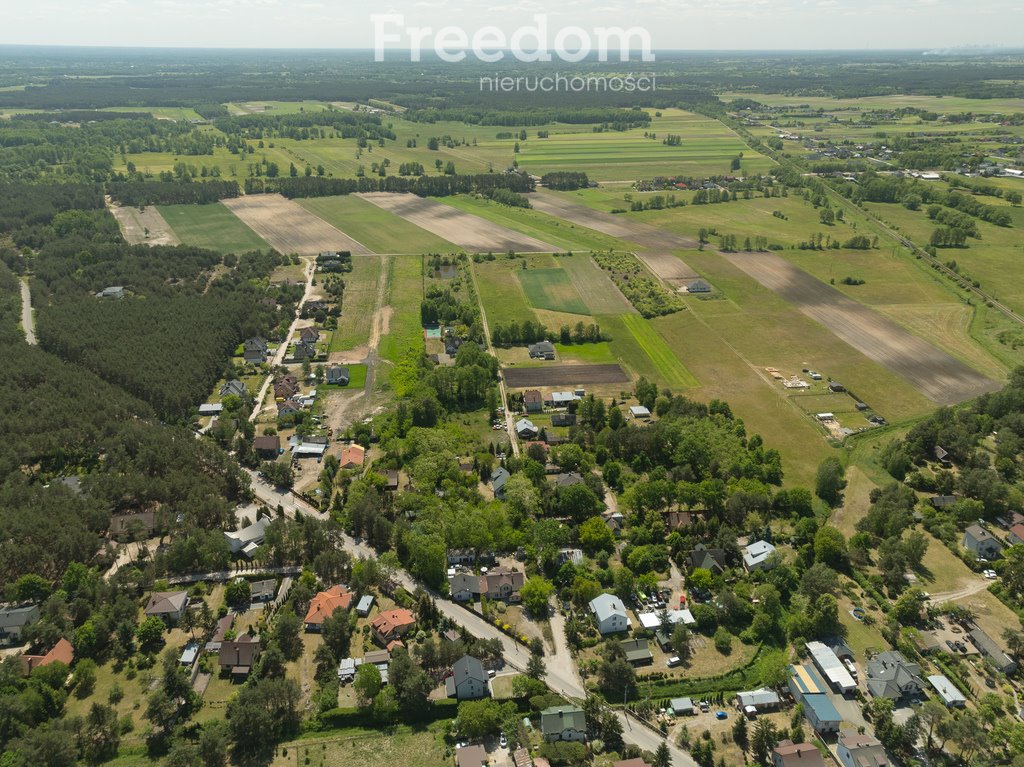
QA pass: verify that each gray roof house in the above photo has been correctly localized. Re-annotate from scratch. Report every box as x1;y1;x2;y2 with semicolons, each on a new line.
927;674;967;707
838;733;890;767
743;540;777;572
541;705;587;742
963;525;1002;559
326;366;350;386
356;595;375;617
528;341;556;360
225;515;270;558
444;655;490;700
589;593;629;635
491;467;511;499
251;580;277;603
866;651;925;701
243;337;269;363
688;544;727;574
220;380;247;398
515;418;539;439
0;605;40;645
144;591;189;622
968;627;1017;674
737;688;782;711
95;286;125;299
620;638;654;666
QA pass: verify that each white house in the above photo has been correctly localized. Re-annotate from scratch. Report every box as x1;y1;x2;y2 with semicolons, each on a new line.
445;655;490;700
838;733;889;767
743;540;777;572
225;515;271;558
589;593;629;635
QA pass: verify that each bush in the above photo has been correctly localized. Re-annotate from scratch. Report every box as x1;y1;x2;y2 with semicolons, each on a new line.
713;627;733;655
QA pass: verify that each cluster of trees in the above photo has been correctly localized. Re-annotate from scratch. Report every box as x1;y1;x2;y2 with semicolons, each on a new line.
490;319;550;347
484;187;531;208
541;172;591;191
0;181;104;232
213;109;394;143
106;179;240;206
592;252;684;317
629;194;685;212
245;171;535;199
406;107;649;129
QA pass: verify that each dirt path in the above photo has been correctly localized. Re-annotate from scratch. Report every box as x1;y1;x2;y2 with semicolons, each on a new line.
107;198;181;246
358;192;557;253
19;278;35;345
722;251;1000;405
928;579;994;605
223;194;372;256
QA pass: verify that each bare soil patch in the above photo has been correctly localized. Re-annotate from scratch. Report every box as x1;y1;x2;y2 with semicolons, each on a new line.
722;251;1000;405
108;200;180;246
222;194;371;256
503;363;629;387
358;192;557;253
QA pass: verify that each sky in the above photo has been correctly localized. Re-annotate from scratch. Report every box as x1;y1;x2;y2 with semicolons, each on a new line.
1;0;1022;51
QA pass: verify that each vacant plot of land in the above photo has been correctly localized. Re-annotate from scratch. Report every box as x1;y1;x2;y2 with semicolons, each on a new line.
559;254;636;314
503;363;628;387
222;194;372;256
358;192;556;252
620;313;698;388
157;202;270;253
109;203;180;246
298;195;457;254
723;251;1000;405
518;268;589;315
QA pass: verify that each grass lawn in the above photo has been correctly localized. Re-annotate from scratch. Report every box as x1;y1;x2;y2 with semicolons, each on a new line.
329;256;383;352
517;267;589;315
157;202;271;254
297;195;457;254
473;258;537;327
554;341;617;364
379;256;426;385
271;724;452;767
620;313;698;388
558;253;636;315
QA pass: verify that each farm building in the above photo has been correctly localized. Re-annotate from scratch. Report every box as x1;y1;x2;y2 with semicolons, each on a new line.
670;697;695;715
806;640;856;693
546;391;579;407
927;674;966;707
968;628;1017;673
629;405;651;419
687;279;712;294
802;693;842;733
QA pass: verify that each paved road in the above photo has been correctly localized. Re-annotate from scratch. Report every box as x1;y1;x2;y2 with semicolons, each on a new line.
250;258;316;423
19;278;35;345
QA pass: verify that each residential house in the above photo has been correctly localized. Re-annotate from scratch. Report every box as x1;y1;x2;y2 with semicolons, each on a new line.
687;279;712;294
220;380;247;398
528;341;556;360
243;337;269;364
540;705;587;742
356;595;375;617
736;688;781;712
109;510;156;541
551;413;576;427
292;341;318;361
483;568;525;602
299;327;320;344
669;698;695;715
963;524;1002;559
277;399;302;416
449;572;484;602
20;637;74;676
837;733;890;767
930;495;958;510
253;435;281;461
927;674;967;707
205;614;234;653
743;540;778;572
524;389;543;413
968;627;1017;674
687;544;727;574
934;445;952;465
1009;523;1024;546
772;742;825;767
491;467;511;499
144;591;189;623
866;651;925;701
665;511;700;530
251;580;277;603
546;391;578;408
456;745;488;767
340;444;366;470
589;593;629;635
95;286;125;299
515;418;539;439
448;549;479;566
304;586;353;631
603;510;624;536
444;655;490;700
326;366;350;386
218;635;261;678
198;403;223;416
555;472;584;489
621;638;653;666
274;375;299;399
385;470;400;492
225;515;270;558
371;609;415;645
802;694;842;733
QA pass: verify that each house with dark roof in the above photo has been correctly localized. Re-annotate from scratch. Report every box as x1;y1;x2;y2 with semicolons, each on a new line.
292;341;318;361
326;366;350;386
866;651;925;701
551;413;576;427
253;435;281;460
687;279;712;294
515;418;539;439
457;745;488;767
528;341;556;360
968;627;1017;674
251;580;277;603
277;399;302;416
218;635;261;678
838;733;890;767
220;379;247;398
109;510;157;541
0;605;39;646
299;327;320;344
225;515;270;558
620;638;653;666
963;524;1002;559
243;337;269;363
444;655;489;700
772;741;826;767
491;467;511;499
687;544;727;574
555;472;585;488
144;591;189;622
524;389;543;413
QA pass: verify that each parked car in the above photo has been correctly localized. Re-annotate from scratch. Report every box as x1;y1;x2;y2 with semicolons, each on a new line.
946;640;957;652
715;711;728;720
500;734;507;748
667;656;681;667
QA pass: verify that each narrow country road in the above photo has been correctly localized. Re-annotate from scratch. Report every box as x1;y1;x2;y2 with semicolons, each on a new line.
19;278;35;345
250;257;316;423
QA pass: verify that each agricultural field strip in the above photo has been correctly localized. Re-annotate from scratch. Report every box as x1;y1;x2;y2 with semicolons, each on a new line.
722;252;1000;406
503;364;629;387
356;192;558;253
107;201;180;247
529;190;700;279
222;194;373;256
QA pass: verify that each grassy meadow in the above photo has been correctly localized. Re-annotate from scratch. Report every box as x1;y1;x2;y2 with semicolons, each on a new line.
157;202;271;253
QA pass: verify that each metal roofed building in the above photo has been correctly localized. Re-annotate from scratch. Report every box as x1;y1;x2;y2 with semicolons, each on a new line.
737;688;781;712
927;674;966;708
807;640;856;693
802;693;842;733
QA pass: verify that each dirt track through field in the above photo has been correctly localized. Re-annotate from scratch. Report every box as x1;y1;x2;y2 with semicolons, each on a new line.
108;200;180;246
530;190;699;280
223;194;372;256
357;192;557;253
722;251;1000;405
503;364;629;387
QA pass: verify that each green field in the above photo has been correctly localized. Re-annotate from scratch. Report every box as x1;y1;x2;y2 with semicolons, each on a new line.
329;256;383;353
619;313;698;388
297;195;457;254
379;255;426;394
473;258;536;327
517;267;589;315
157;202;271;253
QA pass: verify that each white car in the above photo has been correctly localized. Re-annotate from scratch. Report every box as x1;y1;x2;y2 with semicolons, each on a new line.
500;734;508;748
984;569;998;580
